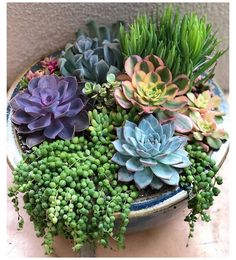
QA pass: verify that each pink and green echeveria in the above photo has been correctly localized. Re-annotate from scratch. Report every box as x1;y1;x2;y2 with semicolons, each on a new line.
114;55;190;113
187;90;222;114
190;110;228;149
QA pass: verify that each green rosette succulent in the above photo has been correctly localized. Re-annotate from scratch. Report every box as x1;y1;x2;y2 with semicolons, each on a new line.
189;110;228;149
59;21;124;84
82;74;120;109
114;55;190;113
187;90;222;114
112;114;191;190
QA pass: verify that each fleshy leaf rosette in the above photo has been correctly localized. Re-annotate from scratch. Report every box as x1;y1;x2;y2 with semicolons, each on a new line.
10;75;89;147
111;114;191;190
41;57;59;74
190;110;228;149
187;90;222;114
26;70;45;81
59;21;123;84
114;55;190;113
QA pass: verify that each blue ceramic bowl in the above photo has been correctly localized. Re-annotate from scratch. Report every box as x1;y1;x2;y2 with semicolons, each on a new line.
7;54;229;233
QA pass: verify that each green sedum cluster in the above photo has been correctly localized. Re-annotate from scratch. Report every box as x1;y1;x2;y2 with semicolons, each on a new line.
8;109;140;255
82;74;121;109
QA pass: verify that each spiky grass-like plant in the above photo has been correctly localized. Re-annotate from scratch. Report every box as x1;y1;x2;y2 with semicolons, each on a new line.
119;6;227;87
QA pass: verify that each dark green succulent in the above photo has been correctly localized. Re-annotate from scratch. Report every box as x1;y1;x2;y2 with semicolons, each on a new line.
59;21;124;84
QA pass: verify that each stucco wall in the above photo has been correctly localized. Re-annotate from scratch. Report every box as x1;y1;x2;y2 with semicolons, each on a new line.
7;2;229;91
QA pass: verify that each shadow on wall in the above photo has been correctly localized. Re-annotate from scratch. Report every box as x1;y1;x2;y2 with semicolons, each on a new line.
7;2;229;91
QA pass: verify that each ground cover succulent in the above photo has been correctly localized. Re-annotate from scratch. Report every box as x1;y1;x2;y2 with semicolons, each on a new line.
82;73;120;109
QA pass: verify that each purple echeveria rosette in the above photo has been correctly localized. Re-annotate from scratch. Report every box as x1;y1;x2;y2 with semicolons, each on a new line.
10;75;89;147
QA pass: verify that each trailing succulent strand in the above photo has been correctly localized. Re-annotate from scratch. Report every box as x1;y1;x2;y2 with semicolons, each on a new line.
180;143;223;244
119;6;227;86
59;21;124;84
10;75;89;147
8;109;140;255
114;54;190;113
112;114;191;190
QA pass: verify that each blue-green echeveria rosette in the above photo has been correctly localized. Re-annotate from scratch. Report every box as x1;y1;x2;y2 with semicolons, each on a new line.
111;114;191;190
10;75;89;148
59;21;123;84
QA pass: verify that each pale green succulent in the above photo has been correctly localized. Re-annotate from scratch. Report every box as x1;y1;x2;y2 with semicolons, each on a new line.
112;114;191;190
82;74;119;109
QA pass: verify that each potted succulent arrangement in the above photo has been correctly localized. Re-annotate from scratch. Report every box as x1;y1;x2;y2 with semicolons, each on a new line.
7;6;229;256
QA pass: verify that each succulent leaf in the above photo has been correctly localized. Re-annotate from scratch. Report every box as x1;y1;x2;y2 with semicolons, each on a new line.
111;152;130;166
206;136;222;149
118;167;134;182
172;75;190;95
150;176;164;190
161;96;188;111
126;158;144;171
172;112;193;133
112;140;130;156
125;55;142;78
156;153;184;165
114;88;132;109
161;169;180;186
134;168;153;189
150;163;175;180
122;144;139;157
140;158;157;167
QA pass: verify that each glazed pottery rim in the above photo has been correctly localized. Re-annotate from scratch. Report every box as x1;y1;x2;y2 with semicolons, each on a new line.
7;52;229;219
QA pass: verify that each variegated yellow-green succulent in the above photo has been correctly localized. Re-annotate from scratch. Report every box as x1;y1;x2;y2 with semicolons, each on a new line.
187;90;222;114
190;110;228;149
114;55;190;113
